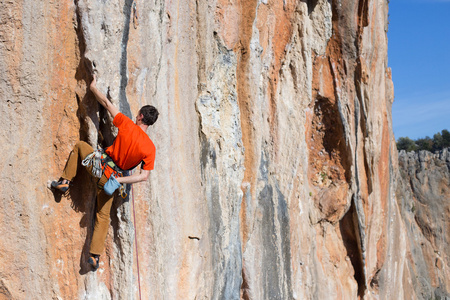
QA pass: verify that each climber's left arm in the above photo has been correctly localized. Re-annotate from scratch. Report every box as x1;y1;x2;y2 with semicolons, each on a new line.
116;169;150;184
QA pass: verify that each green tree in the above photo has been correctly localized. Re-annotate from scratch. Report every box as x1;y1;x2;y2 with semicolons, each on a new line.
416;136;433;152
433;132;443;152
441;129;450;148
397;137;417;152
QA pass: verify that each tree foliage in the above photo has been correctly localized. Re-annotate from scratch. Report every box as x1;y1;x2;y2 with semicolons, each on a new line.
442;129;450;148
396;129;450;152
397;137;417;152
415;136;433;152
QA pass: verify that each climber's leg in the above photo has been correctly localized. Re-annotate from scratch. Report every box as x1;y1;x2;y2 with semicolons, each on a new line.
61;141;94;181
52;141;94;192
89;174;114;256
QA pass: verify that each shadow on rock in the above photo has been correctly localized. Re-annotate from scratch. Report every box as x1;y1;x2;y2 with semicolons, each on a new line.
50;161;99;275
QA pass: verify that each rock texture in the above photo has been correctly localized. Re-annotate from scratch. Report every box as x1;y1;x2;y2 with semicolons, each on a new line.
397;149;450;300
0;0;447;299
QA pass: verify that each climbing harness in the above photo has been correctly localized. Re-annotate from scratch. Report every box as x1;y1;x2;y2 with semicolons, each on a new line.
130;182;142;300
101;153;131;198
82;149;130;198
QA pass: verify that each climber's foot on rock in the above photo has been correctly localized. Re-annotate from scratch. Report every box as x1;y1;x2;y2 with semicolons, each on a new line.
51;179;70;193
88;254;100;271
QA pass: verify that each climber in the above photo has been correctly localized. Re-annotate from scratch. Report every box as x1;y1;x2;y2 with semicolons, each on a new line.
51;74;158;271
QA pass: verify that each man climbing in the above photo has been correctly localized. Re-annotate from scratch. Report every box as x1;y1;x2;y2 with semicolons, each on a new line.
51;75;158;270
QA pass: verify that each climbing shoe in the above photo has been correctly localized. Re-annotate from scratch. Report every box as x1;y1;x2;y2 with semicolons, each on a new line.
51;180;70;193
88;254;100;271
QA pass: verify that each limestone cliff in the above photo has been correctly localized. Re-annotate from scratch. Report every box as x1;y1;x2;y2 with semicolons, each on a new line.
0;0;445;299
397;149;450;300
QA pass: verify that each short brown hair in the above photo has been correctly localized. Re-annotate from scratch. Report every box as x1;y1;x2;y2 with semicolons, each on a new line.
139;105;159;126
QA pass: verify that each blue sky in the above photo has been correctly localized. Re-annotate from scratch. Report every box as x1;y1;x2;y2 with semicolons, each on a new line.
388;0;450;140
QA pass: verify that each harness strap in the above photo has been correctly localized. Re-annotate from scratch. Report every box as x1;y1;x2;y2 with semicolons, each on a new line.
101;153;125;174
100;153;130;198
83;149;133;198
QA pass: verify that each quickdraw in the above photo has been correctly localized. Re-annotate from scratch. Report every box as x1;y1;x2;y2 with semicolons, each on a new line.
81;149;103;178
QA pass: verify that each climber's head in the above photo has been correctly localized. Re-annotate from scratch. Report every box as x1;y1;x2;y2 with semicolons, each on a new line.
137;105;159;126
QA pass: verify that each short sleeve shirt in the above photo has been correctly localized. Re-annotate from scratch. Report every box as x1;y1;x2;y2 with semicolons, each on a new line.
105;113;156;171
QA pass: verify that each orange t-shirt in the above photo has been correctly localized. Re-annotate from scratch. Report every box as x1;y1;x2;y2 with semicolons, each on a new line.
105;113;156;171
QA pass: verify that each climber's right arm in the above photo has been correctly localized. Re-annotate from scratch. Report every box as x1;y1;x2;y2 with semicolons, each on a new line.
90;75;120;118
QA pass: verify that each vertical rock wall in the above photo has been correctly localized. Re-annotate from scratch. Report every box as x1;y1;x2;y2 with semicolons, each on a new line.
397;149;450;300
1;0;444;299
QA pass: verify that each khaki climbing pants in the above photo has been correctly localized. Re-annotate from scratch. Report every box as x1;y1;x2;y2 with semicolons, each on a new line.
61;141;113;256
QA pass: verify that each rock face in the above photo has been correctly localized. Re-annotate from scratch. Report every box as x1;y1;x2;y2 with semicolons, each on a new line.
0;0;447;299
397;149;450;300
